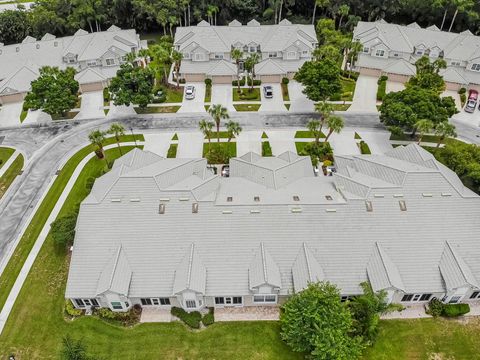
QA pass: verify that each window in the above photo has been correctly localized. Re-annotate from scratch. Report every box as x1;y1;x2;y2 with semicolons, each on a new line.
340;295;351;302
159;203;165;214
111;301;123;310
254;196;260;202
141;298;153;306
287;51;296;59
227;196;233;202
302;50;308;55
214;53;224;59
74;299;85;307
87;60;97;67
183;52;190;59
399;200;407;211
325;195;333;201
416;50;424;56
215;297;225;305
401;294;413;302
429;49;439;58
159;298;170;305
451;61;460;66
471;63;480;71
365;201;373;212
420;294;432;301
362;46;369;53
402;294;431;302
449;296;461;304
470;291;480;299
375;49;385;57
293;196;300;201
185;300;196;308
233;296;242;304
268;52;277;58
131;47;136;53
253;295;277;303
84;299;92;306
106;58;115;66
393;53;399;57
69;58;76;63
249;46;256;53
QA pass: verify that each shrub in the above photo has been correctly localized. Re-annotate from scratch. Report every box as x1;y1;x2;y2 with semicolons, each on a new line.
262;141;273;156
204;78;212;86
282;77;290;84
65;300;82;317
442;303;470;317
323;159;333;167
50;213;77;248
426;298;444;317
359;141;371;154
329;93;341;101
236;89;259;100
246;77;261;86
167;144;177;158
85;176;95;190
378;75;388;83
171;307;202;329
299;142;333;167
340;70;359;80
103;87;111;103
179;78;186;84
232;78;246;86
376;77;387;101
460;93;466;106
95;306;141;326
202;308;215;326
205;143;231;164
458;87;466;94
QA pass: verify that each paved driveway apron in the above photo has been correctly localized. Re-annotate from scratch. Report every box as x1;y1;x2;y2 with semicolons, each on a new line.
0;102;23;127
236;130;262;156
176;132;204;158
348;75;378;112
356;129;393;154
211;84;235;112
178;83;206;113
328;128;360;155
143;133;175;156
259;84;286;112
267;129;296;155
288;80;314;112
76;91;105;119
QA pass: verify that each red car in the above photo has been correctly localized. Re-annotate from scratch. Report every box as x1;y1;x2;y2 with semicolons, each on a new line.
465;89;478;113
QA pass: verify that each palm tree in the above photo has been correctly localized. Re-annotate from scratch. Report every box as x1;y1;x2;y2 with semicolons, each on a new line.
148;44;170;85
434;122;456;148
337;4;350;28
246;53;260;90
307;119;322;145
208;104;229;142
89;129;108;165
226;121;242;142
61;335;88;360
199;119;214;151
346;40;363;74
448;0;474;32
325;115;344;142
314;101;334;133
414;119;434;144
108;123;125;155
231;48;244;92
171;50;183;88
312;0;330;24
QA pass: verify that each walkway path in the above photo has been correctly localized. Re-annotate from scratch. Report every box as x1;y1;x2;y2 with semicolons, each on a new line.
0;142;140;335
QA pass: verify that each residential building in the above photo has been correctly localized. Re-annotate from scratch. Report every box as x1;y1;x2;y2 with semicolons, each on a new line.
0;25;147;104
173;19;318;83
352;20;480;90
65;144;480;312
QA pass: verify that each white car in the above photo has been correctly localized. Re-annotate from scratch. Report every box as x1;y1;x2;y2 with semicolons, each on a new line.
185;85;195;100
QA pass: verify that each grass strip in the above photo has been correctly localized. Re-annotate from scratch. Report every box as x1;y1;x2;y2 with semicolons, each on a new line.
0;154;24;199
0;147;15;169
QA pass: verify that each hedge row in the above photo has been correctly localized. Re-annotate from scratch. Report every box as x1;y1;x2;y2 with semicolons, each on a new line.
171;306;215;329
426;298;470;317
376;75;388;101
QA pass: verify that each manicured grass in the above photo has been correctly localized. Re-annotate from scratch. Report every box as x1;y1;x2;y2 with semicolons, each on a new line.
233;88;261;101
262;141;273;156
389;133;462;145
205;83;212;103
20;110;28;122
285;104;291;110
339;77;356;101
295;130;326;139
261;132;268;139
234;104;261;111
205;105;211;111
0;153;24;199
167;144;177;158
171;133;178;141
281;83;290;101
51;111;79;121
165;87;184;103
205;131;233;140
295;142;307;154
0;135;143;312
104;109;109;116
134;106;180;114
354;132;362;140
359;141;371;154
0;147;15;169
332;104;351;111
202;142;237;158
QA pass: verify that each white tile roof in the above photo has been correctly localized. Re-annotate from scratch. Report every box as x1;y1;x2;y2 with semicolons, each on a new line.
367;242;405;291
249;243;282;289
173;243;207;294
95;245;132;296
292;243;325;292
440;241;480;290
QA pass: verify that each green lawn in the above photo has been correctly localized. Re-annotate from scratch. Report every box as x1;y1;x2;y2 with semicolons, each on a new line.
295;130;326;139
165;87;184;103
205;83;212;103
0;153;24;199
339;78;356;101
167;144;177;158
135;106;180;114
281;83;290;101
285;104;291;110
0;135;144;312
332;104;351;111
389;133;462;145
206;131;234;140
233;88;261;101
202;142;237;158
0;147;15;169
234;104;261;111
20;110;28;122
295;142;307;154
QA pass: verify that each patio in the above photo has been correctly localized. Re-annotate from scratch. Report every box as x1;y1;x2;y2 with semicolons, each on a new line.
140;307;172;323
215;306;280;322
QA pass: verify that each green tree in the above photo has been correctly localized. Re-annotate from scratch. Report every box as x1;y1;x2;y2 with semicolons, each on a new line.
315;101;334;134
0;9;31;45
199;119;214;145
148;43;172;85
88;129;107;165
307;119;323;145
313;44;343;63
337;4;350;28
414;119;434;144
345;40;363;73
208;104;229;142
280;281;363;359
434;121;457;148
109;63;154;108
349;282;389;342
324;115;344;141
312;0;330;24
231;48;244;92
60;335;88;360
108;123;126;155
406;56;447;93
295;59;341;102
24;66;79;117
448;0;474;32
226;120;242;142
245;52;260;89
50;213;77;248
171;50;183;88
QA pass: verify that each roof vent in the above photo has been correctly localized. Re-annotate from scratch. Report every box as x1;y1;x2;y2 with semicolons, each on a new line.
325;209;337;213
293;196;300;201
441;192;452;197
159;198;170;202
374;194;384;198
110;199;121;203
130;198;140;202
254;196;260;202
159;203;165;214
393;194;404;198
422;193;433;197
227;196;233;202
179;197;189;201
365;201;373;212
222;210;232;214
250;209;260;214
399;200;407;211
291;208;302;213
192;203;198;213
325;195;333;201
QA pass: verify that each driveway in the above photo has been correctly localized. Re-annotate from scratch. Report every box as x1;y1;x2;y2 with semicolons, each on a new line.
176;132;204;158
451;109;480;128
386;81;405;94
288;80;314;113
143;133;174;157
0;102;23;127
356;129;392;154
107;104;136;118
348;75;378;112
178;83;206;113
267;130;296;155
22;110;51;125
211;84;235;112
259;84;286;112
76;91;105;120
328;129;360;155
442;90;462;111
236;130;262;156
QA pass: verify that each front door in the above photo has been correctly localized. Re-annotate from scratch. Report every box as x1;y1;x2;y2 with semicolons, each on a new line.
239;61;244;72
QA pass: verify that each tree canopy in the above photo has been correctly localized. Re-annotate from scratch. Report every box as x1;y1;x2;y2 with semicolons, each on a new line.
24;66;79;116
406;56;447;93
109;63;154;108
294;59;341;102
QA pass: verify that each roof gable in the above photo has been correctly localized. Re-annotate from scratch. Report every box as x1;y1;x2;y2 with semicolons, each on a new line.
96;245;132;296
292;243;325;292
367;242;405;291
173;243;207;294
440;241;480;290
249;243;282;289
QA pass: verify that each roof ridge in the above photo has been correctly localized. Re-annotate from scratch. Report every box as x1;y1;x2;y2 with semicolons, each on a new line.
108;245;123;290
446;241;472;286
260;243;269;284
186;243;195;289
303;243;313;282
376;242;394;288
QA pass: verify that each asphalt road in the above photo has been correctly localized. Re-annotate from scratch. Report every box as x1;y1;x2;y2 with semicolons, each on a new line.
0;111;477;275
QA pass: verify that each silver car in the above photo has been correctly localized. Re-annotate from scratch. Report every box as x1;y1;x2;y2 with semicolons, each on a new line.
185;85;195;100
263;85;273;98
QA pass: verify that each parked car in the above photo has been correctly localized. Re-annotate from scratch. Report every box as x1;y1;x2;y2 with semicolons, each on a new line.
185;85;196;100
221;165;230;177
465;89;478;113
263;85;273;98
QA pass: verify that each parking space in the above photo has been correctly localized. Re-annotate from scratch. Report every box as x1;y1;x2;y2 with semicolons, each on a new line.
259;83;286;112
386;81;405;94
328;129;360;155
236;131;262;156
0;102;23;127
267;130;297;155
178;83;206;113
356;129;393;154
176;132;204;158
211;84;235;112
76;91;105;120
143;133;174;157
348;75;378;112
288;80;314;112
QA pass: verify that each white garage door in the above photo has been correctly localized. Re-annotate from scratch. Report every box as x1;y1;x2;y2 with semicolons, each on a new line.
260;75;282;83
185;74;206;82
212;76;233;84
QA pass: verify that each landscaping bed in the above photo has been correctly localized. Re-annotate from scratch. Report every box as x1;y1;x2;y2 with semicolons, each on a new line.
359;140;371;154
134;106;180;114
262;141;273;157
202;142;236;164
233;88;261;101
295;130;326;139
234;104;261;111
51;111;79;120
0;147;15;169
